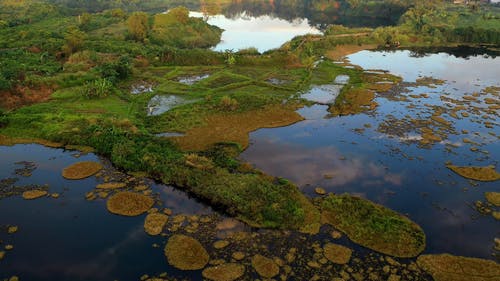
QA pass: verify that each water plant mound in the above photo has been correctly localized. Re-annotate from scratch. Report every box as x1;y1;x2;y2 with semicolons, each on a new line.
320;194;425;257
323;243;352;264
22;190;47;200
202;263;245;281
164;234;209;270
251;254;279;278
417;254;500;281
485;192;500;207
106;192;154;216
62;162;103;180
144;213;168;236
96;182;126;189
447;165;500;182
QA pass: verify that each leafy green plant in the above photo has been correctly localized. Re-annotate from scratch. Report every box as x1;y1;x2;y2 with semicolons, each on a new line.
81;78;113;99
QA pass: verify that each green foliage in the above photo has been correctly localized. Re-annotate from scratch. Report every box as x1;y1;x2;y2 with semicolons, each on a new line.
321;194;426;257
63;25;86;55
150;8;222;49
127;12;149;42
81;78;113;98
95;55;132;83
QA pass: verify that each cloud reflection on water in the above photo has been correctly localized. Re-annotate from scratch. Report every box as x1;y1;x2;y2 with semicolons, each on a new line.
242;139;403;190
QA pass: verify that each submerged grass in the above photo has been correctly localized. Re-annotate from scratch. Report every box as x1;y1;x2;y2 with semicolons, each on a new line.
320;194;426;257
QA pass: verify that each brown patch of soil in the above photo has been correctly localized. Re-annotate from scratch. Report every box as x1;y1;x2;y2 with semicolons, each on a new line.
0;85;54;110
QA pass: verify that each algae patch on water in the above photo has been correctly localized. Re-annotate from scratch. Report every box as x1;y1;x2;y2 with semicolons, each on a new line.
164;234;209;270
202;263;245;281
320;194;425;257
446;165;500;182
106;192;154;216
62;161;103;180
417;254;500;281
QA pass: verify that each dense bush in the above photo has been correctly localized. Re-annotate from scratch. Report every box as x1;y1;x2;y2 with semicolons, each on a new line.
95;55;132;82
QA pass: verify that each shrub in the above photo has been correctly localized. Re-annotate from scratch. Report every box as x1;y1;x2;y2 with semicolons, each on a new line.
81;78;113;99
219;96;239;111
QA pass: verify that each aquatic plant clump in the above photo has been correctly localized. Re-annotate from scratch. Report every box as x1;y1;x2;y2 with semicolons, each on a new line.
446;165;500;182
417;254;500;281
323;243;352;265
106;192;154;216
96;182;126;189
22;190;47;200
62;162;103;180
485;192;500;207
320;194;425;257
164;234;209;270
144;213;168;236
251;254;279;278
202;263;245;281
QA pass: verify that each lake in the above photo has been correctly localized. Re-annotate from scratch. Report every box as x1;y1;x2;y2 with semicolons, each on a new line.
189;11;321;53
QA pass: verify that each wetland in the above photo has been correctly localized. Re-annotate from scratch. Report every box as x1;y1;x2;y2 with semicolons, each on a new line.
1;0;500;280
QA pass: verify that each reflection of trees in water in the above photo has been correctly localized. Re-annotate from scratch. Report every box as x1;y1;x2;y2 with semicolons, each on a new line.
208;0;408;28
408;46;498;59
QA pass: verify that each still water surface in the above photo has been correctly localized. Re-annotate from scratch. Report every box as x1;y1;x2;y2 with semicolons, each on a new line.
190;11;321;52
242;49;500;259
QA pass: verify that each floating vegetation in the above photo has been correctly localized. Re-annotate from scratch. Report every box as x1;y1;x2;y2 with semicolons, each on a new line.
251;254;279;278
415;77;445;87
144;213;168;236
323;243;352;265
446;165;500;182
485;192;500;207
106;192;154;216
164;235;209;270
320;194;425;257
14;161;37;177
96;182;126;190
7;226;18;234
329;88;376;116
62;162;103;180
22;189;48;200
417;254;500;281
172;104;303;150
202;263;245;281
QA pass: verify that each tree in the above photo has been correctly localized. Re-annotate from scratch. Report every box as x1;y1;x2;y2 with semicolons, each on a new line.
62;26;86;55
127;12;149;42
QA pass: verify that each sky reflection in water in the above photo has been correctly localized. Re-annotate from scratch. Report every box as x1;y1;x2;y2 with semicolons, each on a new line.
241;50;500;259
